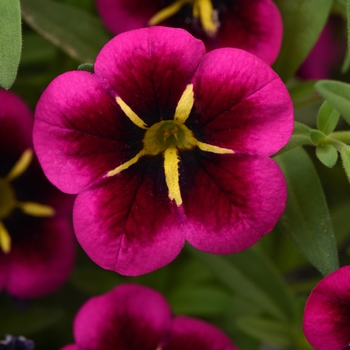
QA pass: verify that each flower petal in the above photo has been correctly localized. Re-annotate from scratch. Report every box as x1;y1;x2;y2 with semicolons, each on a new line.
167;315;238;350
73;284;172;350
33;71;143;194
303;266;350;350
94;26;206;126
5;217;75;299
0;89;33;177
189;48;293;156
181;153;287;253
204;0;282;65
96;0;158;34
73;158;185;276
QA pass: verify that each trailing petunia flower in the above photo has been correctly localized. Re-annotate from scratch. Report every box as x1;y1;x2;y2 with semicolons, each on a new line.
33;27;293;276
303;265;350;350
60;283;238;350
95;0;283;65
0;89;75;299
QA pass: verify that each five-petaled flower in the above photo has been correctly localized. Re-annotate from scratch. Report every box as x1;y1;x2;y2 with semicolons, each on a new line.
0;89;75;299
303;265;350;350
95;0;283;64
60;283;239;350
33;27;293;276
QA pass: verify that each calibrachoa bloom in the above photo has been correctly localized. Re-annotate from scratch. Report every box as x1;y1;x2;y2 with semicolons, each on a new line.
0;90;75;299
95;0;282;64
60;283;238;350
303;265;350;350
33;27;293;276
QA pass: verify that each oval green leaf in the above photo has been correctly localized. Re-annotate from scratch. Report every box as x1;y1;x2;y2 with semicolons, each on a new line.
187;245;296;321
21;0;111;63
275;147;339;276
0;0;22;89
273;0;333;81
315;80;350;125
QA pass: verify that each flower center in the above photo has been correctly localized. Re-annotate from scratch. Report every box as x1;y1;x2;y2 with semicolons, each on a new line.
0;149;55;254
143;120;197;156
106;84;233;207
148;0;219;37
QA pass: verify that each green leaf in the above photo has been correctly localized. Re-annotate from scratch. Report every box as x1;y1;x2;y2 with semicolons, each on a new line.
309;129;327;145
315;80;350;125
78;63;94;72
340;145;350;181
236;316;293;347
0;0;22;89
317;100;340;135
316;144;338;167
273;0;333;81
347;0;350;56
275;147;339;276
275;122;313;155
21;0;111;63
187;246;295;321
288;80;322;108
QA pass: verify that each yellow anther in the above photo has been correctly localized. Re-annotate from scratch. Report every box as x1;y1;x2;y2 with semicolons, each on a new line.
164;147;182;206
193;0;218;36
116;97;148;129
18;202;55;217
196;141;234;154
107;150;146;177
6;149;33;181
0;221;11;254
174;84;195;124
148;0;190;26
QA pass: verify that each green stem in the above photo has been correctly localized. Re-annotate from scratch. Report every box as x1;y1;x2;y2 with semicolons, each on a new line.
329;131;350;144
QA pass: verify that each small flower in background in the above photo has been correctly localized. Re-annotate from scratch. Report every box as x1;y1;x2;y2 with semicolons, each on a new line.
95;0;283;64
0;89;75;299
60;283;238;350
33;27;293;276
303;265;350;349
297;15;346;80
0;335;35;350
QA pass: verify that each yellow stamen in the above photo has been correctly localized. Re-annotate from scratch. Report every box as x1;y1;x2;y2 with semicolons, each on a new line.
196;141;234;154
0;221;11;253
17;202;55;217
148;0;189;26
116;97;148;130
107;150;146;177
193;0;218;36
174;84;195;124
163;147;182;206
6;149;33;181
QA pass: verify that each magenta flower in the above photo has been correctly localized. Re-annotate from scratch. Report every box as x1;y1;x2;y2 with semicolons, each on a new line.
0;89;75;299
33;27;293;276
60;283;238;350
95;0;282;65
303;265;350;349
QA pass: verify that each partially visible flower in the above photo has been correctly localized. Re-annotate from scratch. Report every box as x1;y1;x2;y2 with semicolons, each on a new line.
95;0;282;64
0;335;35;350
34;27;293;276
60;283;238;350
303;265;350;349
0;89;75;299
297;15;346;80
